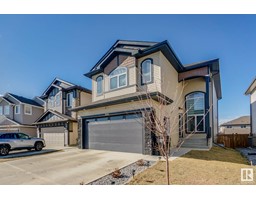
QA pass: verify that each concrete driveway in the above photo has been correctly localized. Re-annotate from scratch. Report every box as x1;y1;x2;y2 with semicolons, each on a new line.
0;148;152;185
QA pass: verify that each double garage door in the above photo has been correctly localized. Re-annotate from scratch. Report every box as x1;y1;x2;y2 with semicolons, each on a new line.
84;114;144;154
41;127;65;147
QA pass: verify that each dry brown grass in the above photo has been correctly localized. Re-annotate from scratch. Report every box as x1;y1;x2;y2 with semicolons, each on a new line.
128;147;256;185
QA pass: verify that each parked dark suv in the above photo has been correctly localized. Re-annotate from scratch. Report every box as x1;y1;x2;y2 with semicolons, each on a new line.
0;132;46;156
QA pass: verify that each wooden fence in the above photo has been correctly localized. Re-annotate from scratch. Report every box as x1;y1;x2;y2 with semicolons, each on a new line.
217;133;249;148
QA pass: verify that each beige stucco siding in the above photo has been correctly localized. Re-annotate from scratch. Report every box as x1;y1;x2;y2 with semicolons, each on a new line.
92;56;137;103
80;92;92;106
183;78;206;97
69;122;78;145
78;100;151;117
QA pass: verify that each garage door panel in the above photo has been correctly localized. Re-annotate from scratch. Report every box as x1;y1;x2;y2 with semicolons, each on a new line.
43;133;65;147
87;118;144;154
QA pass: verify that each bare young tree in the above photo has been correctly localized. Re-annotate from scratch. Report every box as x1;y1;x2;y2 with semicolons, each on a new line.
133;77;212;185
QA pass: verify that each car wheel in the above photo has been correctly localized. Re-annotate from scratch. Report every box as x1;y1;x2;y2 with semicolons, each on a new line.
35;142;43;151
0;145;10;156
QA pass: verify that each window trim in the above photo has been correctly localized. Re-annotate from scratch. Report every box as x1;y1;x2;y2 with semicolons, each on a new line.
141;58;153;85
109;67;128;90
66;92;73;107
15;105;20;114
24;105;32;115
96;75;104;96
185;91;206;133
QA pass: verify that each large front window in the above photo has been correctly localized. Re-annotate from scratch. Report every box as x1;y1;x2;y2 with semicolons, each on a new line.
186;92;205;132
109;67;127;90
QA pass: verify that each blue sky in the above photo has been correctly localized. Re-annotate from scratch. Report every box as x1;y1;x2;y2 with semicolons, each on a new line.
0;15;255;123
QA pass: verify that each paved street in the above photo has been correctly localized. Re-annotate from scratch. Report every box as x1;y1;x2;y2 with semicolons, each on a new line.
0;148;152;185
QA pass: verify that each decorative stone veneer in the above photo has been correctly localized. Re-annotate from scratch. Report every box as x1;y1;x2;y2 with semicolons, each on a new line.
143;111;153;155
77;118;82;149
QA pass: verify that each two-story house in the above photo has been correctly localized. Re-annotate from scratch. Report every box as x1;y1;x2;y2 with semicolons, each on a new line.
245;78;256;146
0;93;44;136
72;40;222;155
219;116;250;135
34;78;91;147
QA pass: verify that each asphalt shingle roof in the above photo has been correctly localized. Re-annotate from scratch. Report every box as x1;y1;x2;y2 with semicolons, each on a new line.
221;116;250;126
8;93;42;107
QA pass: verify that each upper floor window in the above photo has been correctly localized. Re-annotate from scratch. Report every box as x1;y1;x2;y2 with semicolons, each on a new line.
67;93;73;107
4;105;10;115
186;92;205;132
0;106;2;115
109;67;127;90
227;125;232;128
96;76;103;95
24;105;32;115
15;105;20;114
141;59;152;84
55;93;61;107
48;96;55;107
241;125;246;128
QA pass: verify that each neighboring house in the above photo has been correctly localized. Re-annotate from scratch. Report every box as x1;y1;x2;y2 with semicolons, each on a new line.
0;93;44;136
72;40;222;155
219;116;250;134
34;78;91;147
245;78;256;146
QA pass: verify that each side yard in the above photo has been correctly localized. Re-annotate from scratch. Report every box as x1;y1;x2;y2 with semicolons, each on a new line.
128;146;256;185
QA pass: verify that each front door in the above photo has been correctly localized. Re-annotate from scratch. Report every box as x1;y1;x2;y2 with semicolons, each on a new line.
187;115;205;133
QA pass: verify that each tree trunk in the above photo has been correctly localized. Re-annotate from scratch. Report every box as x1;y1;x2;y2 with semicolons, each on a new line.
166;155;170;185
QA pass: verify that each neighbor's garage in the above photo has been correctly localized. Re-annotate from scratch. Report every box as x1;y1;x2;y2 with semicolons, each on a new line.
41;127;66;147
83;113;144;154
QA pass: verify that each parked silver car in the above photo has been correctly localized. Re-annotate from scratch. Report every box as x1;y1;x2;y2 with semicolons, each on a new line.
0;132;46;156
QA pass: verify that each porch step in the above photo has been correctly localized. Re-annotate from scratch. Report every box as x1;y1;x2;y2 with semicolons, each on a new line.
181;134;210;150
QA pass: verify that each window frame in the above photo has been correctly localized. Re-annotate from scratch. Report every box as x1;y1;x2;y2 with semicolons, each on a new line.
15;105;20;114
66;92;73;107
141;58;153;85
185;92;205;133
24;105;32;115
4;105;10;115
96;75;103;95
109;67;128;90
55;93;61;107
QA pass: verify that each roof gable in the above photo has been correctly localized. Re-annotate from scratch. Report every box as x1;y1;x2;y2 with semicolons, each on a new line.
245;77;256;95
42;78;91;97
0;116;20;126
7;93;42;107
35;110;76;124
84;40;158;78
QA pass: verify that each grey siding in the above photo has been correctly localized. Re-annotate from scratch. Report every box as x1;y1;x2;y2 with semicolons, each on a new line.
22;105;44;124
0;100;14;120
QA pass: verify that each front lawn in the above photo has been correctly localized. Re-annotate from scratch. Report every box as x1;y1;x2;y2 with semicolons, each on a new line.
128;147;256;185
